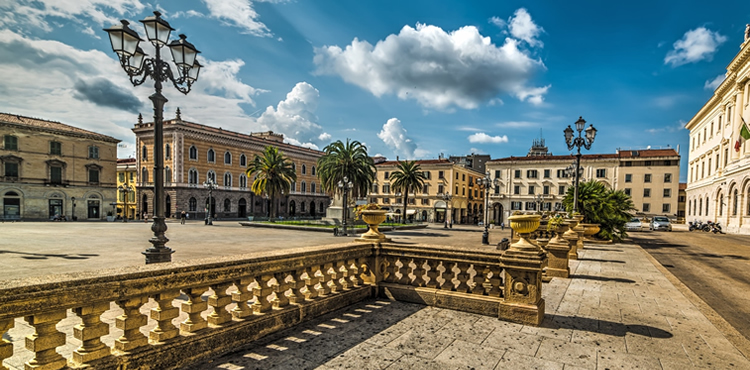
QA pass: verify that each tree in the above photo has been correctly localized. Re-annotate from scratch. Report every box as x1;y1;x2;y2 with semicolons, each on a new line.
317;139;376;200
562;180;635;242
389;160;427;223
246;146;297;219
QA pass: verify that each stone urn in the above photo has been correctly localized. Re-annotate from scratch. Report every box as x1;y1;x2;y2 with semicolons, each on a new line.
508;214;542;252
356;210;391;242
580;223;601;240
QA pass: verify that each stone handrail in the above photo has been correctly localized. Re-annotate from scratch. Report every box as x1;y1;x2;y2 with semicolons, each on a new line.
0;241;542;370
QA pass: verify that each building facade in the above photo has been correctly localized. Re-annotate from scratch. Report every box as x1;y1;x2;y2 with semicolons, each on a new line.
370;159;485;224
486;145;680;224
117;158;137;220
0;113;119;221
133;111;329;220
685;30;750;234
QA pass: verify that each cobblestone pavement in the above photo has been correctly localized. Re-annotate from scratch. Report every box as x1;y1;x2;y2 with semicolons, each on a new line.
631;227;750;345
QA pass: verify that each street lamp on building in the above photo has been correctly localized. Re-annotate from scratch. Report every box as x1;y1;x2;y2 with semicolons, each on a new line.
118;185;133;222
564;117;597;213
477;171;500;245
440;192;453;228
338;176;354;236
105;11;201;264
203;178;217;225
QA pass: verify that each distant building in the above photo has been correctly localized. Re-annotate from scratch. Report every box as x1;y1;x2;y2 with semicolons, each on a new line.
677;183;687;221
685;28;750;234
448;153;491;175
132;110;329;220
117;158;137;220
0;113;119;220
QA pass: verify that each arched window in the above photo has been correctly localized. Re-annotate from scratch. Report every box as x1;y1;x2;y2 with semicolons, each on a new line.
224;172;232;187
189;145;198;160
141;145;148;161
189;168;198;184
733;189;739;216
291;182;296;193
239;174;247;188
165;143;171;159
319;201;324;213
165;166;172;183
311;182;316;194
189;197;197;211
224;199;231;212
699;198;702;216
301;182;306;193
240;154;246;167
207;149;215;163
207;170;216;182
718;196;723;216
312;166;316;176
292;163;296;173
705;196;709;216
224;151;231;165
687;200;691;216
302;164;306;175
141;167;149;183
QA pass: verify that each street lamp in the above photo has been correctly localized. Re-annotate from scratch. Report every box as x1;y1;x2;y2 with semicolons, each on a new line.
203;178;217;225
564;117;596;213
477;171;500;245
395;191;403;223
104;11;201;264
337;176;353;236
440;192;453;228
533;194;547;213
118;185;133;222
71;196;76;221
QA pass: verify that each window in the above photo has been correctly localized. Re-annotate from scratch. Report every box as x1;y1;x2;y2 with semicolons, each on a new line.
189;197;197;211
240;154;246;167
421;198;429;205
556;169;568;178
311;182;316;193
624;188;631;196
119;173;125;182
207;149;215;163
312;166;316;176
527;170;538;179
438;171;445;179
141;167;149;183
438;185;444;194
456;173;459;180
384;171;389;179
4;162;19;178
189;169;198;185
224;151;231;165
664;173;672;183
301;182;307;193
514;185;520;195
494;170;501;178
462;174;465;181
189;145;198;160
165;143;170;160
733;189;739;216
596;169;606;178
142;145;148;160
645;161;652;167
705;196;709;215
224;172;232;187
525;202;536;211
50;142;61;155
383;184;390;193
383;198;390;204
239;174;247;188
663;189;671;197
88;146;99;159
423;171;430;179
302;164;306;175
544;169;550;178
291;182;296;192
558;185;565;195
511;201;522;210
543;185;550;195
644;188;651;197
422;184;429;194
207;171;216;182
4;135;17;150
165;166;171;182
698;198;702;216
662;204;670;213
514;170;521;179
643;203;650;212
644;174;652;183
88;168;99;184
528;185;535;195
710;122;714;136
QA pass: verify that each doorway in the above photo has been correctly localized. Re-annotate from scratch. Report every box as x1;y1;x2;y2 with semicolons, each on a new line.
48;199;62;219
87;200;100;219
238;198;247;217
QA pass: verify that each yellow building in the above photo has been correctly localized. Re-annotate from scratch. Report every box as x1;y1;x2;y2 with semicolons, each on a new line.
0;113;119;220
117;158;137;220
371;158;484;224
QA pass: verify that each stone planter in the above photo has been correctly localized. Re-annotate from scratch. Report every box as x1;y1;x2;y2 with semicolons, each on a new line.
508;214;542;252
356;210;391;242
580;223;600;238
106;215;115;222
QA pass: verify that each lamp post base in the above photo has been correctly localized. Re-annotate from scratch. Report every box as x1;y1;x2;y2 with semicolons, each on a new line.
143;247;175;264
144;216;173;264
482;225;490;244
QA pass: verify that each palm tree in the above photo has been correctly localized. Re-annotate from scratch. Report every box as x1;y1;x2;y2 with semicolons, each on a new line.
246;146;297;219
389;160;427;223
317;139;376;200
563;180;635;241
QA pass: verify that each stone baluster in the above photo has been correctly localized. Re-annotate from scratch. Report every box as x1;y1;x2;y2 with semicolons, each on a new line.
471;264;487;295
303;266;320;300
150;290;180;343
425;259;440;289
208;283;234;326
317;263;333;296
231;279;254;319
72;302;111;366
288;269;307;304
329;261;345;293
440;262;456;291
0;319;13;370
115;297;148;352
487;265;503;297
252;274;274;313
411;258;426;287
383;257;397;283
24;310;67;370
272;272;290;309
348;259;363;286
397;257;412;285
182;287;209;332
338;261;351;290
455;262;471;293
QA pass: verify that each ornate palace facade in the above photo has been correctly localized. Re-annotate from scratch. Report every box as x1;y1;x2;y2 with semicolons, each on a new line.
133;110;329;220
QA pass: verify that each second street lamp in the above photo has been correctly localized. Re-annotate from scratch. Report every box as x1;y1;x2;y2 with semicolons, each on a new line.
440;192;452;228
477;171;500;244
338;177;354;236
203;178;217;225
564;117;597;214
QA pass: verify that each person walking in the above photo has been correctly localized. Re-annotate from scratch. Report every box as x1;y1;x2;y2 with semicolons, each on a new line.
142;212;147;223
500;222;505;230
180;211;186;225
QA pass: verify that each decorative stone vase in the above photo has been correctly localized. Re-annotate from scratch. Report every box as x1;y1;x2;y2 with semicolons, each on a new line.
580;223;600;239
356;210;391;242
508;214;542;252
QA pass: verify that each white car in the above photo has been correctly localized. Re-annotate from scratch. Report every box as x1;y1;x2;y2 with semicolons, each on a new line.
625;218;642;232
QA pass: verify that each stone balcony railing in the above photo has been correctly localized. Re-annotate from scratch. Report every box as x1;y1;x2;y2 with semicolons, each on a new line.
0;241;545;370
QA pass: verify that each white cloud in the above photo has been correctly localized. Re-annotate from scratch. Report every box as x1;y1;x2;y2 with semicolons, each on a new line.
172;10;206;19
255;82;327;149
202;0;271;37
198;59;266;104
645;120;686;134
665;27;727;67
318;132;331;141
0;0;145;32
507;8;544;47
314;19;548;110
378;118;420;159
495;121;537;129
468;132;509;144
704;74;725;90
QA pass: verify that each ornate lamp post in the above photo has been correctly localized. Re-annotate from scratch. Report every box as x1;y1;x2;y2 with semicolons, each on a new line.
564;117;597;214
337;176;353;236
118;185;133;222
104;11;201;264
477;171;500;244
533;193;547;213
71;196;76;220
440;192;452;228
203;178;217;225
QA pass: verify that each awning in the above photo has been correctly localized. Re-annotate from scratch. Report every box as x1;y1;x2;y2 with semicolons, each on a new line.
434;200;447;208
406;209;416;215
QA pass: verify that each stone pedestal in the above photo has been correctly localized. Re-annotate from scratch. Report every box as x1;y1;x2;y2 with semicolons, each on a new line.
563;218;580;260
544;223;571;279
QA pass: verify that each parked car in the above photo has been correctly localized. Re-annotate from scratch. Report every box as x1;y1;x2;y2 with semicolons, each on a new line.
625;217;642;231
650;216;672;231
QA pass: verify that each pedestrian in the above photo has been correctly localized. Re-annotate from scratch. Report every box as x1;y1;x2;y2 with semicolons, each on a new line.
143;212;147;223
449;219;453;228
500;222;505;230
180;211;186;225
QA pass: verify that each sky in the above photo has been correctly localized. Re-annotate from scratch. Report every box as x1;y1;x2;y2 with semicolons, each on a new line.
2;1;750;182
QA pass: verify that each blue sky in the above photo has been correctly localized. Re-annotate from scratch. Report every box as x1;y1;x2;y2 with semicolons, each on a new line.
2;1;750;181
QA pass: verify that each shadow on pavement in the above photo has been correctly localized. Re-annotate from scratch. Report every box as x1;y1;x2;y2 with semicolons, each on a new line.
577;258;626;264
0;250;99;260
545;314;673;338
570;274;635;283
635;236;749;260
582;247;624;252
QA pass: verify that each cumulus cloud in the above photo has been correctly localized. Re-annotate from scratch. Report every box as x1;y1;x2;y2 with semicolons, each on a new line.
313;17;548;110
507;8;544;47
468;133;509;144
198;59;266;104
73;77;142;113
202;0;272;37
0;0;145;32
665;27;727;67
378;118;420;159
704;74;725;90
255;82;330;149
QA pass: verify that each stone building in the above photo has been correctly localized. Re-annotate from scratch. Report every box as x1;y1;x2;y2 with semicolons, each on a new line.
0;113;119;221
132;110;329;220
486;143;680;224
117;158;137;220
370;159;485;224
685;27;750;234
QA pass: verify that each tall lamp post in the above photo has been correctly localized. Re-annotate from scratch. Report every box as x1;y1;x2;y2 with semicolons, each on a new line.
533;193;547;213
338;176;353;236
105;11;201;264
440;192;452;228
203;178;217;225
71;197;76;221
477;171;500;244
564;117;597;213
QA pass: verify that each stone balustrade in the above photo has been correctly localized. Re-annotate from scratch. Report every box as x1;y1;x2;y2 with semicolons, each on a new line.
0;242;542;370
